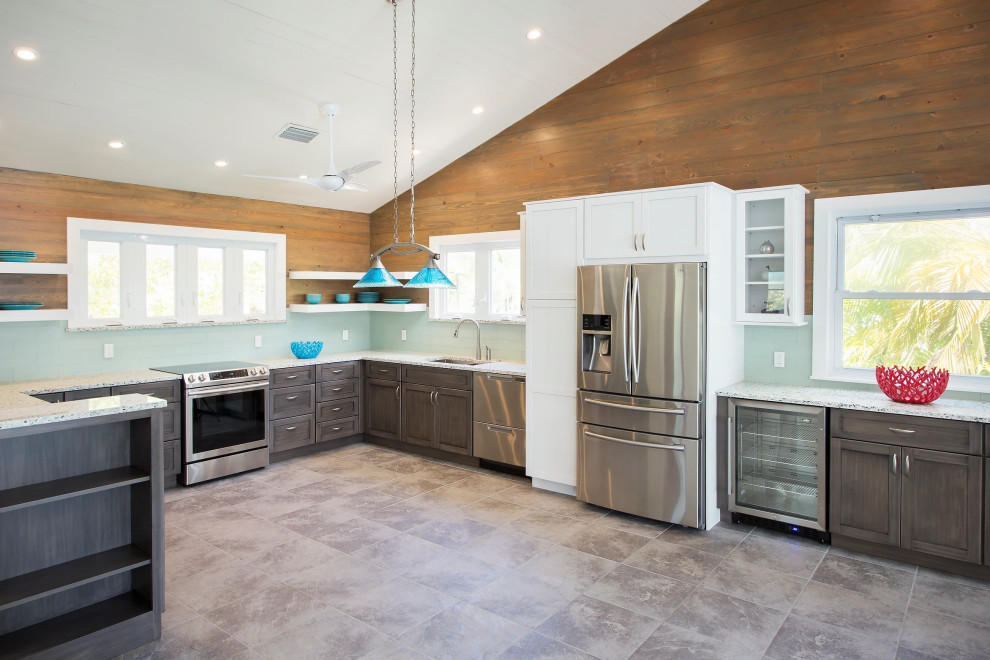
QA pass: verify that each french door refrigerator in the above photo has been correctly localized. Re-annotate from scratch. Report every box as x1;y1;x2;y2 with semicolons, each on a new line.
577;263;707;528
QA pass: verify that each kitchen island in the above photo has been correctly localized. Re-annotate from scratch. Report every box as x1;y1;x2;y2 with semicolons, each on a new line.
0;392;166;659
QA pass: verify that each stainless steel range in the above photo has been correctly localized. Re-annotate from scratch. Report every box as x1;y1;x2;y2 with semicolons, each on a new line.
153;361;270;485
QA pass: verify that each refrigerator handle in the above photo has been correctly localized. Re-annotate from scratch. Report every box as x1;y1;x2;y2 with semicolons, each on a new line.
727;416;734;496
622;274;630;383
632;276;642;383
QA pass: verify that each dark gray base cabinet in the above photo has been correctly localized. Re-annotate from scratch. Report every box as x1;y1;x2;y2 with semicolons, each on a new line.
269;362;362;458
364;361;401;442
399;366;473;456
830;410;983;565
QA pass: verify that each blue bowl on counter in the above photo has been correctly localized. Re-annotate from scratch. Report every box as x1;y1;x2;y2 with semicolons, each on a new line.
290;341;323;359
305;294;322;304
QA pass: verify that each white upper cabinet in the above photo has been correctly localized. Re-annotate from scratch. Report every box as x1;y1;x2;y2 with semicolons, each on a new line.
525;199;583;300
733;184;809;325
583;184;717;263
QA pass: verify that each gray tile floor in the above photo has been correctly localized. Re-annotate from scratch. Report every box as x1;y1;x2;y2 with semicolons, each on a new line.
128;443;990;659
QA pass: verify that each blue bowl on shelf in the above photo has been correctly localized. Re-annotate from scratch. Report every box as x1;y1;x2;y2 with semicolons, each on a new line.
290;341;323;359
335;294;351;303
305;294;322;304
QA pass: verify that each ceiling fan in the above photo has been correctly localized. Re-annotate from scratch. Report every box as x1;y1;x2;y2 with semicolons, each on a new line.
245;103;379;192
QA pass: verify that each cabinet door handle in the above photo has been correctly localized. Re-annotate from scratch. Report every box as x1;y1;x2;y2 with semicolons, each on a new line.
904;454;911;477
641;233;647;251
284;426;297;431
892;453;898;475
285;374;299;380
785;296;791;316
284;395;299;400
395;386;400;399
888;427;915;435
633;233;639;251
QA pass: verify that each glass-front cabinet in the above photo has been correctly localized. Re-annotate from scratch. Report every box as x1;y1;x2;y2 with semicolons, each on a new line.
733;184;808;325
728;398;826;531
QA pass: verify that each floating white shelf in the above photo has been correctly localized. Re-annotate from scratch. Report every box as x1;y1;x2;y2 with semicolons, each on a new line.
289;303;427;314
744;225;785;233
744;253;785;259
288;271;419;281
0;309;70;322
0;263;70;275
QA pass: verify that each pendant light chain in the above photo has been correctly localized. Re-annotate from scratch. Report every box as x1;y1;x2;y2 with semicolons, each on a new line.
390;0;399;246
408;0;416;245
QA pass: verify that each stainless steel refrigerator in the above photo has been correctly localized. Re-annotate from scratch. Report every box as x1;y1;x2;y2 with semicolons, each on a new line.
577;263;706;528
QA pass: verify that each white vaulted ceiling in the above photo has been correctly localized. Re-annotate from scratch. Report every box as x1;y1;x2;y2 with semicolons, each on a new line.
0;0;702;213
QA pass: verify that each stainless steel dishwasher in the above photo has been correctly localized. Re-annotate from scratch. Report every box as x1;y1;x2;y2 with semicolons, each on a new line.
473;372;526;467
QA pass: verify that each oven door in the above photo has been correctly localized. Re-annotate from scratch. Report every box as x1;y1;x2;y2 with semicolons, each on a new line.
185;381;269;463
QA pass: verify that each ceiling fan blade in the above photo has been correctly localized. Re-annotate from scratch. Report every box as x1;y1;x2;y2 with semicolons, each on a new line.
340;181;369;192
244;174;321;188
339;161;381;179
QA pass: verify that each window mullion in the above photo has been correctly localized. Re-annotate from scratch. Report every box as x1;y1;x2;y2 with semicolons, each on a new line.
177;245;195;323
227;247;241;321
121;242;145;324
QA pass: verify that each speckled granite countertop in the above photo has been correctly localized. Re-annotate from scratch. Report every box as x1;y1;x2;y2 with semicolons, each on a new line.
717;381;990;423
257;350;526;377
0;369;175;430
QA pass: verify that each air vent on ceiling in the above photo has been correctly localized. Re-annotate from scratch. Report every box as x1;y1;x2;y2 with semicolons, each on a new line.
276;123;320;144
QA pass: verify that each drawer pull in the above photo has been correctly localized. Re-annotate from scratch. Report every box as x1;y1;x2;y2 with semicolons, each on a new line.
332;369;344;374
332;387;343;392
586;398;685;415
888;427;916;435
486;424;513;433
585;430;684;451
332;407;342;412
285;374;299;380
379;369;389;373
284;426;297;431
332;427;342;431
285;395;299;400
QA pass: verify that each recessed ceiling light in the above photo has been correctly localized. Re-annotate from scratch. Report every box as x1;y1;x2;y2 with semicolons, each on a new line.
412;148;421;155
472;106;485;115
298;174;309;179
526;28;542;40
106;139;126;149
214;159;229;167
13;47;39;61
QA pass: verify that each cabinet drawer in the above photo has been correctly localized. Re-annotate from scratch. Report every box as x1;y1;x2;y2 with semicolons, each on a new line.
318;378;358;401
402;365;472;390
113;380;181;402
319;397;358;422
271;366;316;389
365;361;400;381
830;409;981;455
271;384;316;419
63;386;112;401
162;403;181;441
271;414;316;453
162;439;179;477
320;362;358;382
318;417;359;443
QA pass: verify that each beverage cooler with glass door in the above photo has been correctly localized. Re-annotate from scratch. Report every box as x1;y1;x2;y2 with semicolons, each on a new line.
728;398;827;539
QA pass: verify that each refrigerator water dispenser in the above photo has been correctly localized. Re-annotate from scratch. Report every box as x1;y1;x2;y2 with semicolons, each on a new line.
581;314;612;374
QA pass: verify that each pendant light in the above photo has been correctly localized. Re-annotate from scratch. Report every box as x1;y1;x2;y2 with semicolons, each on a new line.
355;0;455;290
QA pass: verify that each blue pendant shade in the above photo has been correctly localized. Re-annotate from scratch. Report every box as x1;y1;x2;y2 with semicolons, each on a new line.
354;257;401;288
404;255;455;289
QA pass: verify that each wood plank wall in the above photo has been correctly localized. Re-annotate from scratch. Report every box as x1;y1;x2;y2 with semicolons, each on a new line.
0;168;370;309
369;0;990;312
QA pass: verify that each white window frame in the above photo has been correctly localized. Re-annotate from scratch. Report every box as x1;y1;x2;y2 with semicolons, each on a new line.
428;230;524;322
812;185;990;392
67;218;286;329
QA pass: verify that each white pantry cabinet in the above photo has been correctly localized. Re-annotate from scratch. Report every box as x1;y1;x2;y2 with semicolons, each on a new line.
733;184;808;325
525;199;583;300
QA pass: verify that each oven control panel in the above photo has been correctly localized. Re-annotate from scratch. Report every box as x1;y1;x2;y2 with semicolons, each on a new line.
183;366;268;386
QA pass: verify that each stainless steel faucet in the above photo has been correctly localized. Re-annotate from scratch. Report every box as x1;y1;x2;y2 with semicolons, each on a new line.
453;318;483;359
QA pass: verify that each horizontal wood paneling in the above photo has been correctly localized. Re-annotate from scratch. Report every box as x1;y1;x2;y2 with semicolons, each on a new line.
369;0;990;312
0;168;370;309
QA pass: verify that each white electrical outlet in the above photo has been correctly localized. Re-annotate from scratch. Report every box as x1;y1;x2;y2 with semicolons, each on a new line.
773;351;786;368
103;343;114;359
254;335;262;348
342;329;349;341
401;330;407;341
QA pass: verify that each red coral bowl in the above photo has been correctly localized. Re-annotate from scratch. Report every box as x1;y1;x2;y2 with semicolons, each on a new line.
875;365;950;404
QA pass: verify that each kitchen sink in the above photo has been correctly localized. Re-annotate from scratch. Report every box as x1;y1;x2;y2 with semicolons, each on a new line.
429;357;489;365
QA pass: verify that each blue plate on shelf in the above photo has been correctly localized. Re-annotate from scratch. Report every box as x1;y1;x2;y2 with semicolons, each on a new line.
0;302;43;310
383;299;411;304
0;256;36;262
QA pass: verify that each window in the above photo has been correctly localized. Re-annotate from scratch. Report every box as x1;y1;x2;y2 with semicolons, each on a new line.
429;231;523;322
813;185;990;391
67;218;286;329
